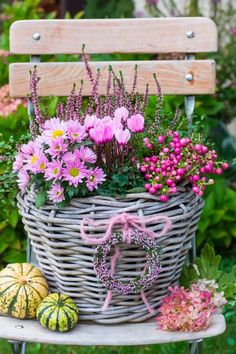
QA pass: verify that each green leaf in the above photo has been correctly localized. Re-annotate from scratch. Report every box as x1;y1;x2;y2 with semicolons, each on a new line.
35;190;46;208
8;208;19;228
3;250;26;263
202;192;215;214
195;244;222;280
210;210;225;225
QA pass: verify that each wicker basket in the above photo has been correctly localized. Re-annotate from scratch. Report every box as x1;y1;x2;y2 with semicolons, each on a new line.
17;185;204;324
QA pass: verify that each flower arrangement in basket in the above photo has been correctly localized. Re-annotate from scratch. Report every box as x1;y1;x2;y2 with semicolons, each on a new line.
13;48;229;325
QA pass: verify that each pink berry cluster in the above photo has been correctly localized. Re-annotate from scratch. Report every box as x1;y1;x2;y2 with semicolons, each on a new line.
140;131;228;202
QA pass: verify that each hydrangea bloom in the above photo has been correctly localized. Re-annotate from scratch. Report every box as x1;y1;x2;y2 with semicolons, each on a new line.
157;285;216;332
0;84;26;117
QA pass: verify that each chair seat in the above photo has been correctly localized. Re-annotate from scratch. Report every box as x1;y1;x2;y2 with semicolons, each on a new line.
0;314;225;346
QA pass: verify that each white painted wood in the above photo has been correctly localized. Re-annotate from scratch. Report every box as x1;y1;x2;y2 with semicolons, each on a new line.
0;315;225;345
9;18;217;54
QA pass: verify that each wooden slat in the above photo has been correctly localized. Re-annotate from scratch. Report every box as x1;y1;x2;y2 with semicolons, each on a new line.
10;18;217;54
9;60;216;97
0;315;226;345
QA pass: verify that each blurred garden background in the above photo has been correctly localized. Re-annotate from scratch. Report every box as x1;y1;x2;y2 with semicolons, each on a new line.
0;0;236;353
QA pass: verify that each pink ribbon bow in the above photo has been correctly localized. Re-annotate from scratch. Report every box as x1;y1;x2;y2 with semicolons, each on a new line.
80;212;172;313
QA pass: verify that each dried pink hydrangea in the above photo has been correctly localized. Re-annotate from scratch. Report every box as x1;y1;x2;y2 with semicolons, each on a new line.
0;84;26;117
156;285;216;332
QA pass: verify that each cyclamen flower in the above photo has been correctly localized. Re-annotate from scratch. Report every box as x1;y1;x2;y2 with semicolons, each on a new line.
17;169;30;192
67;119;86;142
45;161;62;181
89;122;114;144
75;146;96;163
84;114;97;131
62;160;87;187
42;118;68;143
48;184;65;203
114;107;129;122
115;129;131;146
45;137;68;158
86;167;106;191
127;114;144;132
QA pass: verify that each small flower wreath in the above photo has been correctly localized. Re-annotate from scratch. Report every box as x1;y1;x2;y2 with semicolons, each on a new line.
93;229;161;296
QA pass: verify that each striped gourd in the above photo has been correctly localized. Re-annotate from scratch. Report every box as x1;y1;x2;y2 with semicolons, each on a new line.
0;263;49;319
37;293;79;332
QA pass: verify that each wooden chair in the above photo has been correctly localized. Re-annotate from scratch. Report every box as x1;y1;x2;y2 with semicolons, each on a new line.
4;17;225;354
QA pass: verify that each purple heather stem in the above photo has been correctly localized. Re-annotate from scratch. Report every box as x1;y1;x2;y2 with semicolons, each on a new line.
30;66;44;129
56;103;65;120
153;73;163;127
76;80;84;122
81;44;94;87
65;83;76;121
172;107;181;128
143;84;149;113
131;64;138;96
105;66;112;116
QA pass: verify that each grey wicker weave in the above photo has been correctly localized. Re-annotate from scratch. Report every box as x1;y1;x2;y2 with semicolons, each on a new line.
17;185;204;324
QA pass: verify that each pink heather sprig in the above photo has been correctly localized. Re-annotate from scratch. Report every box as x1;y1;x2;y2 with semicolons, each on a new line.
140;130;229;202
156;284;216;332
30;66;45;129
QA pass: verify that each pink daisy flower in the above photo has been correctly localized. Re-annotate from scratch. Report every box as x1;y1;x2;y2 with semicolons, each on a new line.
85;167;106;191
62;160;87;187
13;153;24;172
45;137;68;158
67;119;86;142
20;141;37;156
48;184;65;203
45;161;62;181
75;146;96;163
42;118;68;143
17;169;30;192
24;148;48;174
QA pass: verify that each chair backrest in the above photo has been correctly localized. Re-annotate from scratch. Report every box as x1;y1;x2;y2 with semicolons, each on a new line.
9;18;217;98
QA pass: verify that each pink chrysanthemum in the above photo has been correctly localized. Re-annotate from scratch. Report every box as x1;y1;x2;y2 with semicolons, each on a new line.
48;183;65;203
13;153;24;172
45;137;68;158
85;167;106;191
42;118;68;143
67;119;86;142
62;160;87;187
45;161;62;181
24;147;48;174
75;146;96;163
156;285;216;332
17;169;30;192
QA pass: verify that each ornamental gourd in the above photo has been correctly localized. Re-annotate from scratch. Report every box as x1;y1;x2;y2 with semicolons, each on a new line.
37;293;79;332
0;263;49;319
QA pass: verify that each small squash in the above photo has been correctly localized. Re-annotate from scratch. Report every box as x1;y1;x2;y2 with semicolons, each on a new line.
37;293;79;332
0;263;49;319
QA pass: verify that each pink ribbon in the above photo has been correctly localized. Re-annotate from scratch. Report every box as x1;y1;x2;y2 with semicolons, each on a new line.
80;212;172;313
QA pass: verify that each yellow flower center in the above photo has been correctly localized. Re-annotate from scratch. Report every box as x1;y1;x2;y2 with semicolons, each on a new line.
30;155;38;164
53;168;59;175
69;168;79;177
73;133;78;137
89;175;95;182
56;191;62;196
39;162;46;170
52;129;64;139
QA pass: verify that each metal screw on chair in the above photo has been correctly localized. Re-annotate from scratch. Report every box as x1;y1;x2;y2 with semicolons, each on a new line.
15;325;24;329
186;31;194;38
186;73;193;81
32;33;41;41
